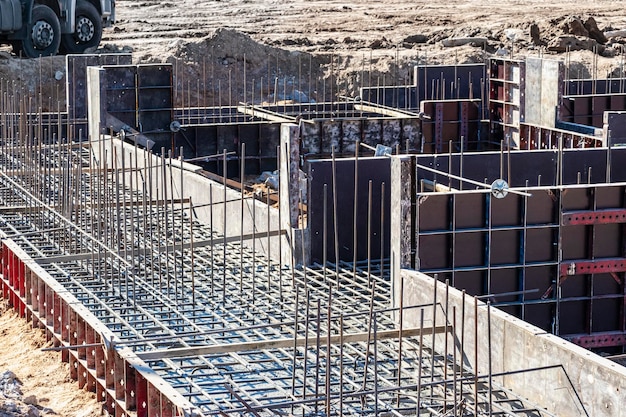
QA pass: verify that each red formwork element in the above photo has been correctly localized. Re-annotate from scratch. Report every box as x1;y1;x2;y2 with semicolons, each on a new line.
9;250;16;309
85;324;96;392
53;292;62;344
560;258;626;277
136;372;148;417
77;315;87;390
45;283;54;331
562;209;626;225
114;350;126;402
31;269;39;315
24;268;32;323
0;241;197;417
95;333;105;401
37;278;46;329
69;309;78;381
104;347;116;415
17;257;25;318
565;331;626;348
61;297;70;363
125;361;137;411
148;382;160;416
161;396;174;417
1;243;7;300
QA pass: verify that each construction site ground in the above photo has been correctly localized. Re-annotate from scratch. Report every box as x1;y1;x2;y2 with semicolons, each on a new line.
1;0;626;415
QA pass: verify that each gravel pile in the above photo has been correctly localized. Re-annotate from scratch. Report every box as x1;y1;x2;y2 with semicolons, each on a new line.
0;371;53;417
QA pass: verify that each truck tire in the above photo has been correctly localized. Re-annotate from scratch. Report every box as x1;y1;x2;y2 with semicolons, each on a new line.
60;1;102;54
19;4;61;57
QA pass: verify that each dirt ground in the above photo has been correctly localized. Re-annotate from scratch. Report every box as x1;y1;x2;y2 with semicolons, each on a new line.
1;1;626;415
3;0;626;108
0;300;101;416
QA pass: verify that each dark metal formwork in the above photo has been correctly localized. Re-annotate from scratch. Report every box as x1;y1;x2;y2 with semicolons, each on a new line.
308;157;391;265
391;148;626;352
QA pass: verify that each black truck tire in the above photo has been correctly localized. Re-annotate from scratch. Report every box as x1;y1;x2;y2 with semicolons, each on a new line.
60;1;102;54
18;4;61;57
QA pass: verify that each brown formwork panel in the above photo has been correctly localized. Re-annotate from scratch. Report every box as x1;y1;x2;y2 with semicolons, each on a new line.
573;97;591;126
523;266;554;300
418;194;450;231
594;224;622;257
489;268;520;302
416;183;626;348
491;194;522;227
452;270;484;295
592;95;609;127
610;95;626;112
525;228;556;263
593;273;622;296
559;300;588;334
491;230;520;265
561;226;588;260
525;190;557;224
523;303;554;331
418;234;450;270
595;186;624;208
560;275;588;298
455;232;486;268
454;194;485;228
592;299;622;332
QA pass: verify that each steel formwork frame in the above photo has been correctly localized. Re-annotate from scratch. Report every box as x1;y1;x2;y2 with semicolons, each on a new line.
0;120;563;416
389;147;626;351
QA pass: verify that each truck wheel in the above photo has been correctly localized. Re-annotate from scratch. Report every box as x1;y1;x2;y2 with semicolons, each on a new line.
60;1;102;54
21;4;61;57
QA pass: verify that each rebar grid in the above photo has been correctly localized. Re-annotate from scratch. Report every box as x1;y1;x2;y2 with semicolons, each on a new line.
0;113;559;416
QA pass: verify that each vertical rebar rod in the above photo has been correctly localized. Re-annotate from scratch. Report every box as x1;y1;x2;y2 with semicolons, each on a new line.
277;146;283;302
488;301;493;417
299;190;307;281
291;288;299;411
303;289;310;402
453;306;458;416
430;274;437;401
331;146;339;275
325;285;332;417
474;296;479;414
352;143;359;276
320;182;329;289
240;143;246;294
314;299;321;414
222;149;227;303
380;182;385;275
267;191;271;291
396;276;404;407
366;180;372;284
373;310;379;416
361;281;376;393
416;308;424;417
189;196;196;309
339;312;344;417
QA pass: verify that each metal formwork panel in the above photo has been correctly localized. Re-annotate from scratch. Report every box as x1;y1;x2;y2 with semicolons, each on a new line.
66;54;133;121
308;157;390;264
415;181;626;350
103;65;137;128
137;64;174;151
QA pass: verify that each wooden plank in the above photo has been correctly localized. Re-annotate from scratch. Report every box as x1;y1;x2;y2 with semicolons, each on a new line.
353;103;417;118
237;105;295;123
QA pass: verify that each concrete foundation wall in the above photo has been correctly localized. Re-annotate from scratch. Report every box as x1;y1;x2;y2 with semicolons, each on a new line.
90;137;298;266
396;269;626;417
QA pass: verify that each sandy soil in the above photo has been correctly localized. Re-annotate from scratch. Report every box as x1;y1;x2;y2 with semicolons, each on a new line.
0;300;101;416
1;1;626;415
